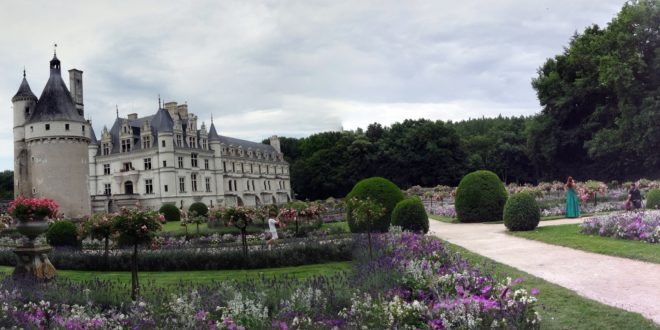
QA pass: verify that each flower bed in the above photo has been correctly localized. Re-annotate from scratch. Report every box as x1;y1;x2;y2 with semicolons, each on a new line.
0;229;540;329
580;211;660;243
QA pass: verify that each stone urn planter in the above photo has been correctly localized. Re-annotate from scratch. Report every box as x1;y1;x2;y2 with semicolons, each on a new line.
15;218;49;246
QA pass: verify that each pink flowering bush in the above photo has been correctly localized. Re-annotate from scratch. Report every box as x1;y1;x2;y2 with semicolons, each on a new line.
7;197;58;221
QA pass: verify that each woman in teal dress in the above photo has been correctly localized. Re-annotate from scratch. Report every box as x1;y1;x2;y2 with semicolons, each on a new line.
565;176;580;218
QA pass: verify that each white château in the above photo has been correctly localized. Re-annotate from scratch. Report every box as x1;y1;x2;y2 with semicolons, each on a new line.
12;53;291;217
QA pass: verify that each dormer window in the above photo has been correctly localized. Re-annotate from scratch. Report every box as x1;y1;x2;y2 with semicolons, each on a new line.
121;139;132;153
142;136;151;149
176;134;182;147
102;143;110;155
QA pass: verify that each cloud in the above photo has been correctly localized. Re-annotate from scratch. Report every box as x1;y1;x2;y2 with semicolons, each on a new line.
0;0;626;170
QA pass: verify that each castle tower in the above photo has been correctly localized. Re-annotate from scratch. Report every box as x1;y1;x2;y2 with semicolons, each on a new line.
12;69;38;198
21;53;91;217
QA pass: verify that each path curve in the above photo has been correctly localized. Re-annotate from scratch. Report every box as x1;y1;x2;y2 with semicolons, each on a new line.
429;218;660;325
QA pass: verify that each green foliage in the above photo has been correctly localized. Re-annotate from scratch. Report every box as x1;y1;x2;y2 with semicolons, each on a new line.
645;189;660;209
346;177;404;232
0;170;12;199
159;203;181;222
0;239;352;271
391;197;429;233
46;220;79;248
503;193;541;231
188;202;208;217
455;170;507;223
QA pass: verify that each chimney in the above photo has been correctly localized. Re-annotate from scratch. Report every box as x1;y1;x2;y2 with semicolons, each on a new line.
269;135;281;153
68;69;84;116
127;113;138;120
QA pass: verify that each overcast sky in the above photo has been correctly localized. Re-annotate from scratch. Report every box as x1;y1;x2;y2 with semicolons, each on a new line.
0;0;625;171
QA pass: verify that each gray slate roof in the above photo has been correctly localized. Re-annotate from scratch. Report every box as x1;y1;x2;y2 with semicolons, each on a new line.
28;55;85;124
12;77;38;102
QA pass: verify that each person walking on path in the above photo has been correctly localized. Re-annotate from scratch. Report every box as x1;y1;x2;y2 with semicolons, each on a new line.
628;182;643;210
565;176;580;218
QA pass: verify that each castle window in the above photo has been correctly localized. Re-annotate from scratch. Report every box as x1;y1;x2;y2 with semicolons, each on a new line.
65;124;70;131
268;181;271;190
234;180;238;191
104;184;111;195
176;135;182;147
30;126;34;132
201;139;207;150
103;164;110;175
266;166;269;174
25;107;30;117
250;164;253;173
144;158;152;170
164;185;168;192
142;136;151;149
162;140;166;147
188;137;196;148
102;143;110;155
121;139;131;153
204;159;209;170
232;162;235;172
179;177;185;193
205;177;211;192
191;153;198;167
223;162;227;172
82;125;85;132
45;124;50;130
241;163;244;173
178;156;184;169
191;174;198;192
163;160;167;167
145;179;153;194
228;180;233;192
123;162;133;171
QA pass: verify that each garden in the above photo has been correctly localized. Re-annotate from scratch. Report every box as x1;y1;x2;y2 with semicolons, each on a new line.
0;174;659;328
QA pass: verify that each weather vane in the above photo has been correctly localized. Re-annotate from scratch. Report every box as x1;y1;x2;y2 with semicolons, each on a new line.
54;43;57;56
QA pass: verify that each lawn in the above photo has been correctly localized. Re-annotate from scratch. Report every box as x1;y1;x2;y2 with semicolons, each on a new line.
509;224;660;264
160;221;266;235
321;221;350;232
443;241;659;330
0;261;351;285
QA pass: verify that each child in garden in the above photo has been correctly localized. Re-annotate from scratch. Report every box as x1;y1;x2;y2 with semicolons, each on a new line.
267;210;283;247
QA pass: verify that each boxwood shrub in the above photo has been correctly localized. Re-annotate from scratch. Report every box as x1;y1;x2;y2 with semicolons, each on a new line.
455;170;507;223
646;189;660;209
503;192;541;231
188;202;209;217
391;196;429;233
346;177;404;233
159;203;181;222
46;220;80;248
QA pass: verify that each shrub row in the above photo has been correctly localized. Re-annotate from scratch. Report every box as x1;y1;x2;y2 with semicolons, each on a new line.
0;239;352;271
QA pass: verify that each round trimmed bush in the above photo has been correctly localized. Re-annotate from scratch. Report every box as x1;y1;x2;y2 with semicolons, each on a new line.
159;203;181;222
504;192;540;231
455;170;507;223
391;196;429;233
188;202;209;217
346;177;404;233
46;220;79;248
646;189;660;209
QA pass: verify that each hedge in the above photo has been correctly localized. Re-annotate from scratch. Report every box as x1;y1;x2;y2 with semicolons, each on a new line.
455;170;507;222
346;177;404;233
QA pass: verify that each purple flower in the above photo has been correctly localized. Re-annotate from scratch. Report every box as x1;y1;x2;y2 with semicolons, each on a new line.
531;288;540;295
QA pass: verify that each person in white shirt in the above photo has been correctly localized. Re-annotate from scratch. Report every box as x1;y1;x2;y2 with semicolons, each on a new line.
267;210;283;246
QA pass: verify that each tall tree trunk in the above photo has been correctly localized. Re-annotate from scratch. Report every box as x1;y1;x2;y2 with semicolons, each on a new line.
131;242;139;301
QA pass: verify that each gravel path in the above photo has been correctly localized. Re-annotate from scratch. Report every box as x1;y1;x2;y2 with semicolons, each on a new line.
429;218;660;325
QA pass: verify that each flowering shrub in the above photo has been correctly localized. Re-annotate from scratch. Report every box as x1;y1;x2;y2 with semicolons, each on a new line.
7;197;58;221
580;211;660;243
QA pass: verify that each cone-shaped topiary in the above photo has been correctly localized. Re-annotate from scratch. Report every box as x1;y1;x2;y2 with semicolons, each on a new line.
504;192;541;231
188;202;209;217
46;220;80;248
346;177;404;232
455;170;507;223
159;203;181;222
391;196;429;233
646;189;660;209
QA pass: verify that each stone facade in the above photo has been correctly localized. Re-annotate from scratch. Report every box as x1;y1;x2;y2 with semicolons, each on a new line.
12;54;291;216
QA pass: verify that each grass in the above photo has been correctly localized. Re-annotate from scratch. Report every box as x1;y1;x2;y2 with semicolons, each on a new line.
429;213;593;224
160;221;265;236
0;261;351;285
509;224;660;264
321;221;350;232
443;241;659;330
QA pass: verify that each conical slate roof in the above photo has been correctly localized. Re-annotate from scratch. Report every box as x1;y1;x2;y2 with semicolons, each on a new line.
208;123;221;141
28;55;85;123
89;125;99;145
151;108;174;132
12;76;38;102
